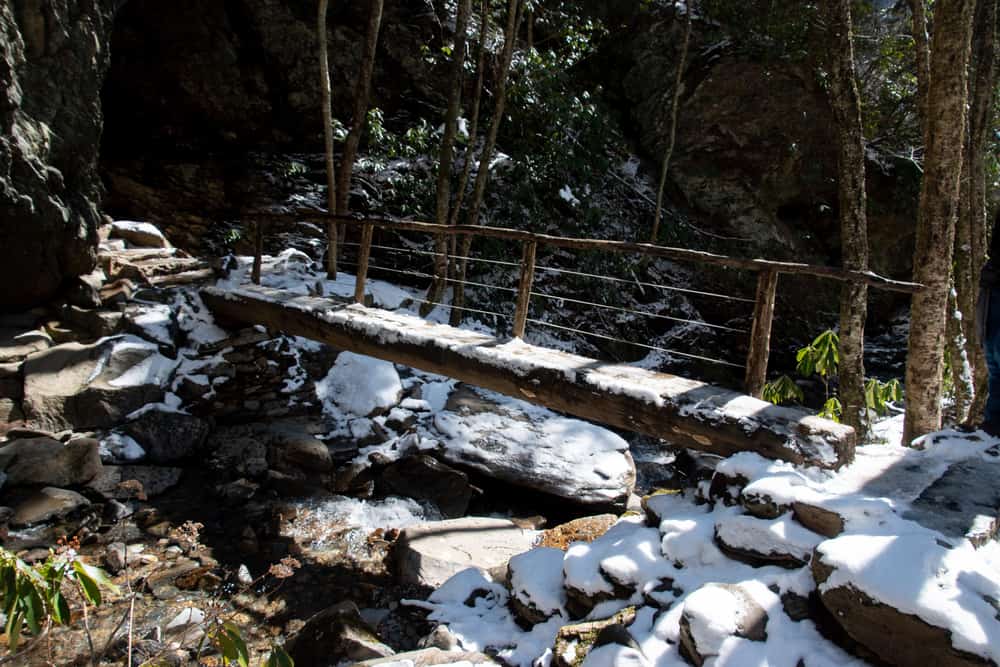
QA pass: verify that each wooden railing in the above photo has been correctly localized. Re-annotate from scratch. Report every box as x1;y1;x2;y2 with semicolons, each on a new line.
249;210;923;397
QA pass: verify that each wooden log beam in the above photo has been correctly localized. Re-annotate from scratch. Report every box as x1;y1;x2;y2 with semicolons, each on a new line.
201;285;856;469
745;269;779;398
250;211;923;294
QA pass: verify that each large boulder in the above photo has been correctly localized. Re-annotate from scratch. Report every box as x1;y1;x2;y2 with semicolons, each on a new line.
11;487;91;527
0;0;119;308
122;409;211;464
381;454;475;519
812;534;1000;667
0;437;102;487
285;602;395;667
21;336;174;431
395;517;538;589
431;385;636;507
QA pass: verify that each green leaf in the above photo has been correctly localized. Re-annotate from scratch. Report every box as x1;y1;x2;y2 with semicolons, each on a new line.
223;622;250;667
5;610;22;651
265;645;295;667
795;345;817;377
820;396;843;423
20;582;44;636
49;590;71;626
72;560;119;607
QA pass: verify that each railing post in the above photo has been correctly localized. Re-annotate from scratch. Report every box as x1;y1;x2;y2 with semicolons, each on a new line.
745;268;779;398
354;222;374;304
513;240;537;339
252;218;263;285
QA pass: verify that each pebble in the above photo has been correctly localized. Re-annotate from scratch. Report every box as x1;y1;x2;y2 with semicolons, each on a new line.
237;564;254;586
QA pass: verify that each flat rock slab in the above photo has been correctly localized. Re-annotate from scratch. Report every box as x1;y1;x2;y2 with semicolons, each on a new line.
12;487;91;527
396;517;538;589
355;648;497;666
714;514;823;569
202;285;855;469
0;437;102;487
902;458;1000;547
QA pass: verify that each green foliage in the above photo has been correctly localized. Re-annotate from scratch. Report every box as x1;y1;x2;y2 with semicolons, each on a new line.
762;374;805;405
819;396;843;422
795;329;840;379
865;377;902;417
0;548;119;651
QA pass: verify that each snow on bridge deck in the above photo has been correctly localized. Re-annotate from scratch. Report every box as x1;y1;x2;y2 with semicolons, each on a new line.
201;285;856;469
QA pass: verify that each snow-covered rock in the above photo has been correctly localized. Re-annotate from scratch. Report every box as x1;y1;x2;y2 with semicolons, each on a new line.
431;386;636;507
813;533;1000;667
22;336;175;431
316;352;402;417
678;584;767;666
110;220;171;248
507;548;568;626
396;517;538;589
714;514;823;569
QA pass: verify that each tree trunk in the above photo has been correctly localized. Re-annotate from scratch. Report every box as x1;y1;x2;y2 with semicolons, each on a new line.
907;0;932;134
449;0;491;326
451;0;522;325
903;0;976;444
962;0;999;424
821;0;869;434
650;4;693;244
318;0;338;278
422;0;474;316
336;0;385;216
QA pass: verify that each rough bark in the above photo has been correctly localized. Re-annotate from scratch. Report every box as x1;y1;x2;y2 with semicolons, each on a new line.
907;0;932;135
821;0;869;433
903;0;976;444
449;0;492;326
335;0;385;216
962;0;999;424
650;4;693;244
318;0;338;278
423;0;474;315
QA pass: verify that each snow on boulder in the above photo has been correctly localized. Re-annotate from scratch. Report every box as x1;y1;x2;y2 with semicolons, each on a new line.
110;220;171;248
507;547;569;626
812;532;1000;667
563;517;676;618
22;336;175;431
316;352;402;417
431;385;636;507
396;517;538;589
713;514;823;569
678;584;767;667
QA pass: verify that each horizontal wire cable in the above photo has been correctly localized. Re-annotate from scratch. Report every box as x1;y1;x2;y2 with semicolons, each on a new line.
343;259;517;293
526;318;744;368
408;297;511;320
530;291;747;334
534;264;754;303
341;241;521;269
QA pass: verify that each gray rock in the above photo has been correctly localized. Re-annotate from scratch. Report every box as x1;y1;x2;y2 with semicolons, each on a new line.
0;437;102;486
87;465;183;499
268;431;333;475
110;221;171;248
713;514;823;569
396;517;538;589
22;337;171;431
12;487;92;527
286;601;395;667
123;410;210;464
105;542;127;574
431;385;636;507
355;648;497;666
679;584;767;666
902;458;1000;548
0;0;113;309
0;328;52;364
382;455;475;518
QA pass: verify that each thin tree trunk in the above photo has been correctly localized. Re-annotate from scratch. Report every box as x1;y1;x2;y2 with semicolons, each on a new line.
318;0;338;278
962;0;999;424
452;0;522;325
449;0;491;326
907;0;932;135
903;0;977;444
650;3;693;244
336;0;385;216
822;0;869;434
422;0;474;315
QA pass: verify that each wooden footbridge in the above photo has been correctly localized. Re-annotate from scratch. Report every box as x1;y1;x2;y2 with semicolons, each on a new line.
201;211;922;471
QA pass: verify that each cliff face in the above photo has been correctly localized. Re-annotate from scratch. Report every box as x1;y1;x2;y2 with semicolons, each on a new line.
0;0;123;309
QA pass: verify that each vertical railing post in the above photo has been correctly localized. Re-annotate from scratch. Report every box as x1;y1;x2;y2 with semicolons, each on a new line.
513;240;537;339
354;222;374;304
745;268;779;398
252;218;263;285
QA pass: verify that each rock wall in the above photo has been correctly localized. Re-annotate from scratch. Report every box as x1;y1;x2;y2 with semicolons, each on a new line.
0;0;123;309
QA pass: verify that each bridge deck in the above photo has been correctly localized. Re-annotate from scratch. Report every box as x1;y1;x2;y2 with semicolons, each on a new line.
201;285;855;469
